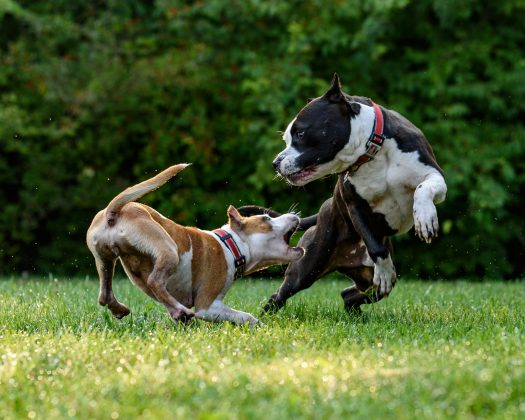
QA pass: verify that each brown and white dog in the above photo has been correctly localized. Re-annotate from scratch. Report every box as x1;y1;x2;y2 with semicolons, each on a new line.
86;164;304;326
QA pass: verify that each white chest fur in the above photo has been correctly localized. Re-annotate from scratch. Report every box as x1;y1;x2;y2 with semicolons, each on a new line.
347;139;441;233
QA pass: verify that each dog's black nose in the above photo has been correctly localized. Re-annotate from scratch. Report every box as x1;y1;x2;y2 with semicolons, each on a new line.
272;156;283;171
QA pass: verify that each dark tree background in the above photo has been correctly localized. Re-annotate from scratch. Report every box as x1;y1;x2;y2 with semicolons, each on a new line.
1;0;524;278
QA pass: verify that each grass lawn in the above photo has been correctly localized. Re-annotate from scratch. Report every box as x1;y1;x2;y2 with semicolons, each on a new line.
0;276;524;419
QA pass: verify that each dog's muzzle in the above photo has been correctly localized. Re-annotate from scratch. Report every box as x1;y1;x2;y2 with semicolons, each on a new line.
272;155;284;173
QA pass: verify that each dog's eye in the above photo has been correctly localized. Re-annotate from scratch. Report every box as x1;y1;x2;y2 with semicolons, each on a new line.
297;131;305;139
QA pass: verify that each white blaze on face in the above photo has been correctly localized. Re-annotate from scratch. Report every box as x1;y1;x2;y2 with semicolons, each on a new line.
283;118;294;146
275;118;303;176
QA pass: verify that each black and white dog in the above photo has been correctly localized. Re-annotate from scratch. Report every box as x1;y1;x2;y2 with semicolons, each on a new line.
240;74;447;312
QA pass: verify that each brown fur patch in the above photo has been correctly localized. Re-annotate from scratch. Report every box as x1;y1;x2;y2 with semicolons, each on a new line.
146;206;191;254
118;202;152;221
186;228;229;310
241;215;273;235
326;240;369;274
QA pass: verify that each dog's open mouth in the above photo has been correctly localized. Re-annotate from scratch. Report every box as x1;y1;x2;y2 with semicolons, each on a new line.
286;166;317;184
282;222;304;259
283;222;299;246
283;228;294;245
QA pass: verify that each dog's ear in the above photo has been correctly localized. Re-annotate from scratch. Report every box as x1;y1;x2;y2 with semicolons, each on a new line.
343;98;361;116
227;205;243;230
324;73;343;103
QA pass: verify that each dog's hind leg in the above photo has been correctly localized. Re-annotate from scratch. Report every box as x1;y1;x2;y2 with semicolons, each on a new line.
340;268;385;313
338;238;393;312
146;252;194;323
87;212;130;319
94;256;131;319
114;214;194;323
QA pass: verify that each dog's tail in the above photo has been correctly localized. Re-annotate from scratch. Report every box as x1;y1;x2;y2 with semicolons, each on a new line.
238;205;318;231
105;163;190;226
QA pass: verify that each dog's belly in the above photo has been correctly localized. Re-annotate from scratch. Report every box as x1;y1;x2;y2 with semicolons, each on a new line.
165;249;193;307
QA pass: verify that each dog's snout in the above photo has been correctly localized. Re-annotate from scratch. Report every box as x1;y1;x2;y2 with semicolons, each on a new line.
284;213;300;229
272;155;283;171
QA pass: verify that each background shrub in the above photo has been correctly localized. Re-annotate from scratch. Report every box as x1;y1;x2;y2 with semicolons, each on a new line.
0;0;524;278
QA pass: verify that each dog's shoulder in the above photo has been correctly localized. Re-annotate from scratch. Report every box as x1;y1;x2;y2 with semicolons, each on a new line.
381;107;444;175
343;94;443;175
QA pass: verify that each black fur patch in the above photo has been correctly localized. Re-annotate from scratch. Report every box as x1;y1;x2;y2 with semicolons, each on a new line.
341;178;397;238
290;95;353;169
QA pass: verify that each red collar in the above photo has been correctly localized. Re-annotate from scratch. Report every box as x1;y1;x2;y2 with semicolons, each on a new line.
213;229;246;278
348;101;385;174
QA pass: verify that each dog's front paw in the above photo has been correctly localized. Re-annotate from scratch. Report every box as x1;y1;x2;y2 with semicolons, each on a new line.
262;294;285;314
373;256;396;296
413;201;439;243
246;315;264;328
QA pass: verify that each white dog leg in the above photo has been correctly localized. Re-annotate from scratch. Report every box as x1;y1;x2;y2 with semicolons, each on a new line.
373;255;397;295
413;172;447;243
195;300;261;326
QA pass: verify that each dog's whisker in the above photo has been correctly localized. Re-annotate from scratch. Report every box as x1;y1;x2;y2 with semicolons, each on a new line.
287;203;301;216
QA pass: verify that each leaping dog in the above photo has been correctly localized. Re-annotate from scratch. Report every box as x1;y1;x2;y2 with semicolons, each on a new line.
240;74;447;312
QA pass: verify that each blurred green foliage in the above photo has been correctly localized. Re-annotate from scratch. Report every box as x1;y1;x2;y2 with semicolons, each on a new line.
0;0;524;278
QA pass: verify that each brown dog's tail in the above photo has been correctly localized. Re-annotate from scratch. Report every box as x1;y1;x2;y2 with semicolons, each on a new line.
105;163;190;226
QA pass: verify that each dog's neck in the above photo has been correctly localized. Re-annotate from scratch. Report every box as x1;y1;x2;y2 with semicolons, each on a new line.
212;225;255;275
213;225;283;276
335;103;377;169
